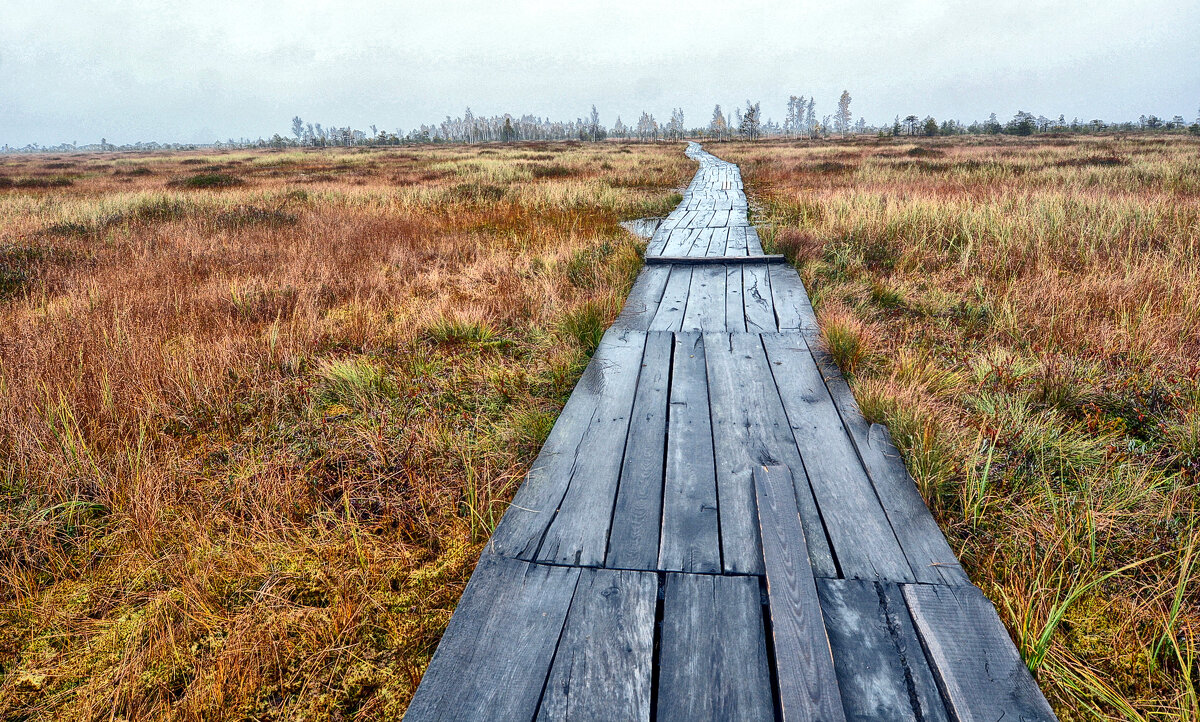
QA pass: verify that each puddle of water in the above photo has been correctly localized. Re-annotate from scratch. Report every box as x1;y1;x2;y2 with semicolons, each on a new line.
620;216;664;240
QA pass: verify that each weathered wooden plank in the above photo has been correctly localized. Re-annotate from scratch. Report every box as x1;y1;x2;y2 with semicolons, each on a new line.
488;328;641;559
903;584;1057;722
614;265;669;331
769;263;818;330
803;334;970;586
753;465;846;722
724;265;746;333
659;227;697;256
703;332;834;576
817;579;949;722
657;573;774;721
706;226;730;256
648;266;692;331
762;334;915;582
644;254;786;265
535;330;647;566
406;554;580;720
746;225;766;254
536;568;658;721
659;333;721;573
726;225;749;256
742;263;776;333
708;209;731;228
606;331;672;570
681;265;726;332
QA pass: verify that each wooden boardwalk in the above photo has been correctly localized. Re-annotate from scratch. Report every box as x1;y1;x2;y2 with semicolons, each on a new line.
406;143;1056;721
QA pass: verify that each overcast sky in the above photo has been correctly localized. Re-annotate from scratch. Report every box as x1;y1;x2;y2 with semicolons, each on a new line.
3;0;1198;146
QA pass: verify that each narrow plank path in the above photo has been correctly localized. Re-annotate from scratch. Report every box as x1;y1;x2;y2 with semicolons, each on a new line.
406;143;1056;721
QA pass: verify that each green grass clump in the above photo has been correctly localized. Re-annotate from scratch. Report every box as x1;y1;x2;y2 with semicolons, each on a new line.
172;172;244;189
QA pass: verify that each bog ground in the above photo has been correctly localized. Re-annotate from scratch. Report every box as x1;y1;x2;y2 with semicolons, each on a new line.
2;133;1199;720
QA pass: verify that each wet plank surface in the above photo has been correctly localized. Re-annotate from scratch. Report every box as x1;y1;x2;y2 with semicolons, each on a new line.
407;143;1056;721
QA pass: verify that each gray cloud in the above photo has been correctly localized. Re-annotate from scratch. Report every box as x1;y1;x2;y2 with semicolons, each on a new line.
2;0;1198;146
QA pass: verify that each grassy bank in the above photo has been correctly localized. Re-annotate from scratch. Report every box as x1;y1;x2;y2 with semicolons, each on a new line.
0;142;691;718
718;134;1200;720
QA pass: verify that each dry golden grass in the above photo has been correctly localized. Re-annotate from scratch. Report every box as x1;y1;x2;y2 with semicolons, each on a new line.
0;141;690;719
719;133;1200;720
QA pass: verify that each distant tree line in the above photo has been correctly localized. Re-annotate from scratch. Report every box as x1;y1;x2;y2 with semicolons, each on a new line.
5;99;1199;153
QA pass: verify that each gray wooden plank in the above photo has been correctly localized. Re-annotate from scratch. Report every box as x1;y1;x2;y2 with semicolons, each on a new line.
706;226;730;256
769;263;818;330
743;263;776;333
535;329;647;566
606;331;672;570
726;225;749;255
725;265;746;333
648;266;692;331
406;554;580;720
615;265;669;331
903;584;1057;722
817;579;949;722
536;568;658;721
659;332;721;573
803;334;970;586
657;573;775;721
703;332;834;577
644;254;786;265
753;465;846;722
489;328;639;559
681;265;726;332
708;209;731;228
762;334;915;582
746;225;766;254
659;228;696;256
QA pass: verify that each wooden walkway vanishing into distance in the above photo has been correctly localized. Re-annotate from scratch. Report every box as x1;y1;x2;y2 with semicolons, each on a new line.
405;143;1056;721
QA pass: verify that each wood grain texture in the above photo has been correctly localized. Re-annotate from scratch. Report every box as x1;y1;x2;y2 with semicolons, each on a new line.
614;265;669;331
489;328;643;560
762;334;914;582
725;265;747;333
536;569;658;721
659;332;721;573
405;554;580;721
753;465;846;722
817;579;949;722
742;263;776;333
536;329;647;566
657;573;775;721
703;332;834;577
769;263;818;330
903;584;1057;722
681;265;727;332
606;331;672;570
649;266;692;331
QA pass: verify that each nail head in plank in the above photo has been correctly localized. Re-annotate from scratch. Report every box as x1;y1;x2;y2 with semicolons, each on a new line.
753;465;846;722
536;568;658;721
902;584;1057;721
406;554;581;720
